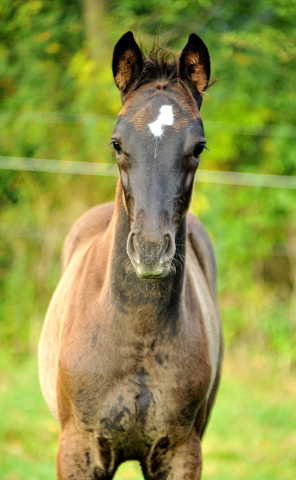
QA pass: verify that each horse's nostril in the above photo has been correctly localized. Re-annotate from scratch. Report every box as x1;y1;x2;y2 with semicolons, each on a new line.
164;234;169;250
161;235;169;260
130;234;136;252
127;232;140;264
127;229;175;270
160;232;175;262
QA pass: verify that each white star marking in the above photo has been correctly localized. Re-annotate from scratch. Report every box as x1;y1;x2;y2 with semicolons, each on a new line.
148;105;174;137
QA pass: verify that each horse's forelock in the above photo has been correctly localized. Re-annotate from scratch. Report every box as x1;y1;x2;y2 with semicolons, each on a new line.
125;39;179;94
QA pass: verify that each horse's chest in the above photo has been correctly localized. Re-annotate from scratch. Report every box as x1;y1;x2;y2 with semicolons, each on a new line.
98;369;196;444
66;328;210;452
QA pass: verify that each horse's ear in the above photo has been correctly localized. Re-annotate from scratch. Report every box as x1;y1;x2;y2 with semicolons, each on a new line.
179;33;210;96
112;31;143;95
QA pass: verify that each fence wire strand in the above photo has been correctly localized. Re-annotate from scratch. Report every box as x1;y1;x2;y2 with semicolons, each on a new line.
1;155;296;189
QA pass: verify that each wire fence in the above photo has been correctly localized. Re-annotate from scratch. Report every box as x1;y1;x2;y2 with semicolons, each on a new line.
1;109;295;262
1;155;295;259
1;155;296;189
1;108;296;187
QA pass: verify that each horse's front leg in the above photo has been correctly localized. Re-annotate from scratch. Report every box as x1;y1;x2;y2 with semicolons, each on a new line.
143;431;202;480
57;422;115;480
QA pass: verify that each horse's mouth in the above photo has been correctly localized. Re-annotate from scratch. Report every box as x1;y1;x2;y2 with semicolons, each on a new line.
138;272;167;280
132;261;172;280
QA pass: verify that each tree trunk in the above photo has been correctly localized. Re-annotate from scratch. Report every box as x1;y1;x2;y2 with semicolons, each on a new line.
82;0;110;61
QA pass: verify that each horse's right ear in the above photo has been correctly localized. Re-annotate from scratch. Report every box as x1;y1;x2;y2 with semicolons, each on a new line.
112;31;143;96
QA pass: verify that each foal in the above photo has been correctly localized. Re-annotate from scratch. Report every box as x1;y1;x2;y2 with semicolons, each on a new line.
39;31;223;480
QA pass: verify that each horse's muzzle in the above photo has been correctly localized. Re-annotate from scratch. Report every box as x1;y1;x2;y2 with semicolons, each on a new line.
127;230;175;278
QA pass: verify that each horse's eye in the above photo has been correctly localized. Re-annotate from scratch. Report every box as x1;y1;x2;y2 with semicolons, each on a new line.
192;144;205;160
112;140;122;153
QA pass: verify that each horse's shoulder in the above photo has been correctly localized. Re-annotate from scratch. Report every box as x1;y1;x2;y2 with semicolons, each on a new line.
186;212;217;301
62;202;115;271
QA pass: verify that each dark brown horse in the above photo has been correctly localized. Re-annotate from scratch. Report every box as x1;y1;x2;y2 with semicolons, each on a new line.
39;31;223;480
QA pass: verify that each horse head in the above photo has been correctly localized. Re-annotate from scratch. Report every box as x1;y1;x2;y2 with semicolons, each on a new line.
111;32;210;279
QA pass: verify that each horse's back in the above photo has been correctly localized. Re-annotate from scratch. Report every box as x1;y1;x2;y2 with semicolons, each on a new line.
61;202;115;270
186;212;222;432
187;212;218;302
39;202;114;419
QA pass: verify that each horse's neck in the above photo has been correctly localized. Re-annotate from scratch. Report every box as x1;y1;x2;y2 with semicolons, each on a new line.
108;182;186;333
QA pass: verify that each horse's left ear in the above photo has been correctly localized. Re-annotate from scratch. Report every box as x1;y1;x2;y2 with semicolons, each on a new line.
179;33;210;95
112;31;143;96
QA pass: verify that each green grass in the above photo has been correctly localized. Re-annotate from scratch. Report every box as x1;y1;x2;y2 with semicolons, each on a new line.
1;350;295;479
